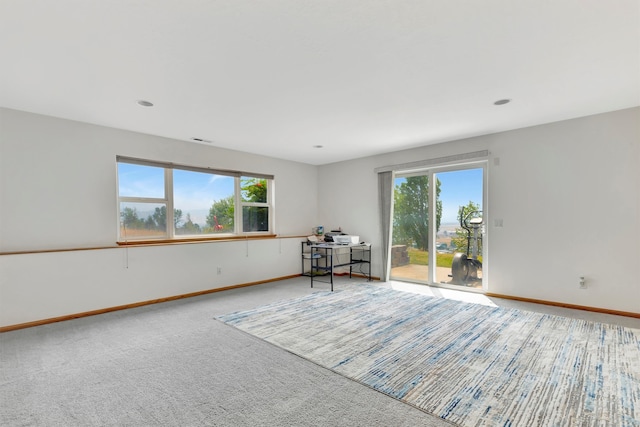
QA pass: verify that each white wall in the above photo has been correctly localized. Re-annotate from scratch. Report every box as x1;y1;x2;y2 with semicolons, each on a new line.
0;108;316;252
318;107;640;314
0;238;303;326
2;107;639;327
0;108;317;327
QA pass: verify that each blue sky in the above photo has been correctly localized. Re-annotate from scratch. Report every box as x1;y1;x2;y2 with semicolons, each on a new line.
117;163;165;198
395;168;483;224
118;163;235;225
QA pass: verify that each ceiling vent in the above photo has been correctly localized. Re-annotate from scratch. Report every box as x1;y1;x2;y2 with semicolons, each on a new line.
190;137;213;143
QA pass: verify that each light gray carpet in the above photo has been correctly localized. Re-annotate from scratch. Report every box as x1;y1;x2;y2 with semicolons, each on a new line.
0;278;453;426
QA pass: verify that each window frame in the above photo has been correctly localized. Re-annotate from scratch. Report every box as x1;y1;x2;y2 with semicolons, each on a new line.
116;156;274;243
238;176;271;234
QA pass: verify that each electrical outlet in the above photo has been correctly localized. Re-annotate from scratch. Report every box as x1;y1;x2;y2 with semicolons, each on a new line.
579;276;586;289
217;267;222;275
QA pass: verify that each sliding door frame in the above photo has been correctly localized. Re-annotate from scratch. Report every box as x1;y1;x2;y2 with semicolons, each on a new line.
391;160;488;292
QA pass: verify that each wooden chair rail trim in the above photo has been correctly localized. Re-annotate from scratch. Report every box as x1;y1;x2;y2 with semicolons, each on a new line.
0;235;308;256
116;234;277;246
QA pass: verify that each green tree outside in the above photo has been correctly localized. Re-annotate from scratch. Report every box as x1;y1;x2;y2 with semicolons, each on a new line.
121;178;268;235
392;176;442;250
241;178;268;232
120;206;144;229
177;213;202;235
120;206;184;231
241;177;266;203
206;196;234;232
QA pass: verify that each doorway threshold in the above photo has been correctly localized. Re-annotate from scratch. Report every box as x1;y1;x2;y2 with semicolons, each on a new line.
386;280;492;306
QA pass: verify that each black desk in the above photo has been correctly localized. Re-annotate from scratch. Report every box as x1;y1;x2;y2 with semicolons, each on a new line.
303;243;371;291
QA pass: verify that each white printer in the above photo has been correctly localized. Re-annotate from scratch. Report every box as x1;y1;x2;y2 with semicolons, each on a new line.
331;235;360;245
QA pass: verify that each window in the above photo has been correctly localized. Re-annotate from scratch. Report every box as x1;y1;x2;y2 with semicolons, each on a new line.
117;157;274;242
240;176;270;232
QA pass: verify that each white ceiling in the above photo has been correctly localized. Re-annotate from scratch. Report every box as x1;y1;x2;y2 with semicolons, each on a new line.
1;1;639;165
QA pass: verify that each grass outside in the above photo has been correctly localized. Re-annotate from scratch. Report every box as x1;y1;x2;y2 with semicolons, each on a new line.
407;247;483;268
408;247;454;268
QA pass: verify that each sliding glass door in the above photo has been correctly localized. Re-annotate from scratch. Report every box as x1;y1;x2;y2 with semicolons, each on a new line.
434;168;484;288
390;164;485;290
390;173;433;283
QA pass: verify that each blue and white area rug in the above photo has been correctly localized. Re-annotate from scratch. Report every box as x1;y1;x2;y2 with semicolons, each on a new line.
216;284;640;426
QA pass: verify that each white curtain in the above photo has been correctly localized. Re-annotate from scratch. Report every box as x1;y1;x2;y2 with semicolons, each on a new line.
378;171;393;281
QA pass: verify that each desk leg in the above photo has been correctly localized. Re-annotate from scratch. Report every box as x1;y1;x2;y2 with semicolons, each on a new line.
310;247;314;289
349;248;354;279
330;249;334;292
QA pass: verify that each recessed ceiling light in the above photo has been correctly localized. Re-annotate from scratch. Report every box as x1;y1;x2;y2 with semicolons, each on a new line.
136;100;154;107
313;145;324;148
493;99;511;106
